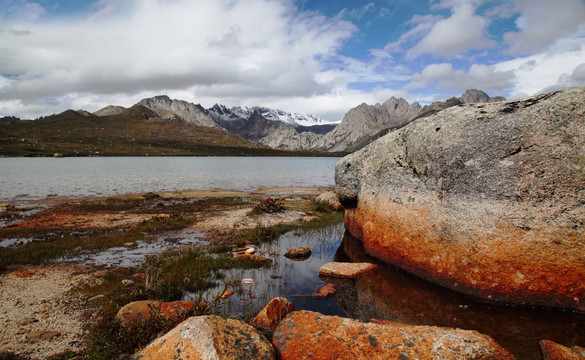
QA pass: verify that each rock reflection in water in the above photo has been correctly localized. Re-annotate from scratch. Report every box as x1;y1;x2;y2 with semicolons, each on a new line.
330;231;585;360
205;223;346;318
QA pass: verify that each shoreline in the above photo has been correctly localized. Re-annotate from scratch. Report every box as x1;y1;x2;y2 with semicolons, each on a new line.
0;187;342;359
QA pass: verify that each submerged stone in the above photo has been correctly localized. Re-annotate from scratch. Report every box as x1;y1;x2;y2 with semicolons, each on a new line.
284;246;311;259
319;262;377;279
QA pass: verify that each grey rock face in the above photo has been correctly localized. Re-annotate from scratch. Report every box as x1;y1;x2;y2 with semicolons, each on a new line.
335;85;585;310
138;95;221;129
315;97;422;152
319;90;505;153
94;105;126;116
414;89;505;121
207;108;326;151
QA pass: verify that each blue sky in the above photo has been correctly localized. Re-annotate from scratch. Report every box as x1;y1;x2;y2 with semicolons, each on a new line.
1;0;584;121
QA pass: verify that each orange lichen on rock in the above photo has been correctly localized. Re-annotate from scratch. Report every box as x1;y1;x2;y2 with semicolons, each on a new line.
249;297;295;333
131;315;274;360
115;300;199;325
272;310;515;360
343;194;585;311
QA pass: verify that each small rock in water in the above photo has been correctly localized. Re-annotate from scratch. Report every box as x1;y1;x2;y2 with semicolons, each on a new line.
314;283;336;299
319;262;378;279
284;246;312;260
220;290;235;300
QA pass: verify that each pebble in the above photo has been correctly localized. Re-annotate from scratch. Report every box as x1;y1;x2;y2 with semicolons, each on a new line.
28;330;61;341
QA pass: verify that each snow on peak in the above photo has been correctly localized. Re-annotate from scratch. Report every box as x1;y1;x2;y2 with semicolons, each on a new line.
208;104;333;127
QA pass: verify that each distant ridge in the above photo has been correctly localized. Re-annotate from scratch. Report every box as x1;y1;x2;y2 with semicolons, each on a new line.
315;89;506;152
1;88;507;155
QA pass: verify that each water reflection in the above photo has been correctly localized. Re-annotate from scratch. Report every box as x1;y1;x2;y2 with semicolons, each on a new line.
196;223;347;318
332;231;585;360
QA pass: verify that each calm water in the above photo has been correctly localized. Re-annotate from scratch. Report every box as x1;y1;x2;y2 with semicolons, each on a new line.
0;156;340;202
207;223;346;318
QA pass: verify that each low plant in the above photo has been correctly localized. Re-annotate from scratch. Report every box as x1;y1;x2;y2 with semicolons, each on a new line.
83;256;231;359
251;196;284;214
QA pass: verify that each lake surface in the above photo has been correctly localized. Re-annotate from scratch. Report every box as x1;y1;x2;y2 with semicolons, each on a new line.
0;156;341;202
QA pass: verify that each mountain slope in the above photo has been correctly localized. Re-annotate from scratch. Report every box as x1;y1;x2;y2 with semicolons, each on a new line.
208;104;332;127
138;96;221;129
206;105;333;151
314;97;422;152
315;89;505;152
0;105;307;156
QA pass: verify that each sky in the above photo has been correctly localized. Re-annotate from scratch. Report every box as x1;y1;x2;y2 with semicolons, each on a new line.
1;0;585;122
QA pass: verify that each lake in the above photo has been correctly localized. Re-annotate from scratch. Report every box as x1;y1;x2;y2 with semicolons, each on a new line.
0;156;341;202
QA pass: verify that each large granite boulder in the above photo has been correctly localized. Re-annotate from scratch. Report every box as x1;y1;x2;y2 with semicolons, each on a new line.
131;315;274;360
335;85;585;311
272;310;514;359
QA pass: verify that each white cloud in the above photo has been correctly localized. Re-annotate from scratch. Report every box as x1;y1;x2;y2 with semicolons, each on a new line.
494;35;585;97
541;62;585;93
406;62;514;95
406;1;495;59
0;0;357;119
503;0;585;55
347;3;375;20
384;14;441;54
1;0;47;21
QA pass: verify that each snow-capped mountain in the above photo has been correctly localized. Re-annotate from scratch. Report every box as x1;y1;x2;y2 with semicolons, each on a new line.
207;104;334;127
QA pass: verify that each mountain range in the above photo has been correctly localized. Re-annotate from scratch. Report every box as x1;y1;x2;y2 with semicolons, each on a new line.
0;89;505;156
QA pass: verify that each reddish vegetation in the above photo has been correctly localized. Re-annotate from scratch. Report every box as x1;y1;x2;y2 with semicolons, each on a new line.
344;202;585;311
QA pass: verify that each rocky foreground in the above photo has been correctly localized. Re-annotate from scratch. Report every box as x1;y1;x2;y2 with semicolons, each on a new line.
127;296;514;360
120;288;585;359
335;85;585;311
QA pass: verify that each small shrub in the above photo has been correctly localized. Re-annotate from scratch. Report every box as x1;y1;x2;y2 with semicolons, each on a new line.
251;197;284;214
142;192;161;200
311;198;335;214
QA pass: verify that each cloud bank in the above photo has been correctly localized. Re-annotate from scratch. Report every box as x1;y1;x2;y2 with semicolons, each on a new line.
1;0;585;121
